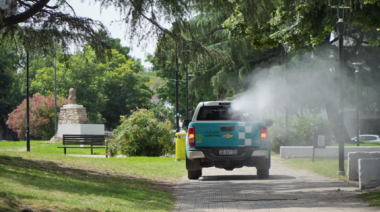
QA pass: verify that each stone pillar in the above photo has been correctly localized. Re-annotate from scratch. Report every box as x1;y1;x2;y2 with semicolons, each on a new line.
49;88;89;142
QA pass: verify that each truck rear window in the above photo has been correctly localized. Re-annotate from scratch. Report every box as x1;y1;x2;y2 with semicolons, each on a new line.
197;106;235;121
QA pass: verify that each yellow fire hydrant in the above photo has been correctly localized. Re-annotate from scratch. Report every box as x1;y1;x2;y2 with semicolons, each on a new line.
175;132;187;161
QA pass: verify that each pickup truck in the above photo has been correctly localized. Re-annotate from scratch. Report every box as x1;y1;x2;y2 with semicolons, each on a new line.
182;101;273;179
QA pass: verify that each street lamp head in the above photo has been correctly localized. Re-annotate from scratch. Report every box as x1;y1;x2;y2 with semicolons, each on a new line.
352;62;363;70
353;62;362;75
336;18;346;36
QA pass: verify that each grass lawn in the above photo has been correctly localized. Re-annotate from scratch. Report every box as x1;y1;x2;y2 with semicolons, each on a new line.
273;152;380;207
0;140;187;212
333;142;380;147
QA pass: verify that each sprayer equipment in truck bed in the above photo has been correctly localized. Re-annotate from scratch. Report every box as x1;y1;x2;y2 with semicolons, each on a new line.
182;101;273;180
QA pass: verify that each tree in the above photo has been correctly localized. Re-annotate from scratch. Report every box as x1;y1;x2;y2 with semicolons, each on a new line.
101;53;152;129
30;46;152;128
0;46;23;140
6;93;68;140
107;109;174;157
150;2;279;118
0;0;111;57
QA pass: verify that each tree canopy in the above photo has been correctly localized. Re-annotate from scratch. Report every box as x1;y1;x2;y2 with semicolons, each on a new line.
0;0;111;56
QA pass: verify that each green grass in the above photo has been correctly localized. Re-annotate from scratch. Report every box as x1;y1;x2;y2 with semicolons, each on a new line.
331;142;380;147
273;154;380;207
272;154;348;180
344;142;380;147
0;140;46;151
0;141;187;211
358;192;380;206
0;140;107;155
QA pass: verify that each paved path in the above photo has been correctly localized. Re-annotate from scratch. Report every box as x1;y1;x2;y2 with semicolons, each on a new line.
173;160;377;212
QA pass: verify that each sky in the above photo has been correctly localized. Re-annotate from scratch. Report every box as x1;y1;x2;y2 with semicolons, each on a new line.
68;1;156;68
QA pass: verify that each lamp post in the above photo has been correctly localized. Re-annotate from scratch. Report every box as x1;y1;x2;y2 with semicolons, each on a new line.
26;50;30;152
336;18;347;176
329;2;351;175
54;52;58;135
175;45;180;132
353;62;362;147
186;66;189;120
282;43;289;146
187;74;195;120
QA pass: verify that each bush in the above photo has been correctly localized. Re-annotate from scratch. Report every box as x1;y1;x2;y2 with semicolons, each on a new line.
6;93;68;140
269;117;293;154
292;115;333;146
269;114;333;153
107;109;175;157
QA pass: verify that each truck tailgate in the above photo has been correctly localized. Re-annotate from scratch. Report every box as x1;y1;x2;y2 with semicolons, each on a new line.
192;121;264;147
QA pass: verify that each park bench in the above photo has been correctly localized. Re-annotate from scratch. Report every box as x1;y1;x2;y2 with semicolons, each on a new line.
58;134;108;157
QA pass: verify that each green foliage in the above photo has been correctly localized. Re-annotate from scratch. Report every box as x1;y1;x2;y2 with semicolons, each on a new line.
1;1;111;58
6;93;68;140
29;46;151;128
270;115;333;153
148;102;176;127
0;47;23;128
292;115;333;146
269;117;291;154
108;109;175;157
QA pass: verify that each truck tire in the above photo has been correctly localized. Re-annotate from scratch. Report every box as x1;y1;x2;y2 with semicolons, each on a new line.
257;169;269;179
188;169;202;179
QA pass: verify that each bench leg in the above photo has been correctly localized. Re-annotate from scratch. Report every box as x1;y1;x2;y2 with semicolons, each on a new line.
64;148;66;155
91;145;93;155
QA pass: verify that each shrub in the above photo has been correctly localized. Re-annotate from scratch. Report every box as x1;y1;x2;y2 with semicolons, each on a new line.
269;116;294;154
292;114;333;146
107;109;175;157
6;93;68;140
269;114;333;153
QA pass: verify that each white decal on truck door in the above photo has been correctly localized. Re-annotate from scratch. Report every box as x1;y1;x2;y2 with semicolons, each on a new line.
239;132;245;139
245;139;252;145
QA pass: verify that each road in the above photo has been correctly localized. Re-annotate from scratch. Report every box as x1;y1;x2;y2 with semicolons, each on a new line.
173;159;377;212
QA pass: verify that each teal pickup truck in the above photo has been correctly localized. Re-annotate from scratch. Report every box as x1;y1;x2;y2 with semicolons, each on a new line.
182;101;273;179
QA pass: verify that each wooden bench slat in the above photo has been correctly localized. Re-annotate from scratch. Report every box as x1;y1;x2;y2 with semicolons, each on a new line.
59;134;109;157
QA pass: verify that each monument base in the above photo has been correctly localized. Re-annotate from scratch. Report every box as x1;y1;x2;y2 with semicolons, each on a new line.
49;124;105;142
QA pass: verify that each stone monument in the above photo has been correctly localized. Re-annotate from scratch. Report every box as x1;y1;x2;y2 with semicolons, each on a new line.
58;88;88;124
50;88;104;142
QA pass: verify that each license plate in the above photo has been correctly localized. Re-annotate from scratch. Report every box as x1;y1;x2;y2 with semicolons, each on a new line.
219;149;237;155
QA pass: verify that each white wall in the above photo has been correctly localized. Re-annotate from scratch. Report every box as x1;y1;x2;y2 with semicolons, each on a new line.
280;146;380;159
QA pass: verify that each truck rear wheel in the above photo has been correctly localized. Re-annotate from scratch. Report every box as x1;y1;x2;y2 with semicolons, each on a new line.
257;169;269;179
188;169;202;179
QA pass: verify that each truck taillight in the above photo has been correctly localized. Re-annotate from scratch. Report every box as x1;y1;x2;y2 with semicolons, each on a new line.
260;126;268;145
188;127;195;146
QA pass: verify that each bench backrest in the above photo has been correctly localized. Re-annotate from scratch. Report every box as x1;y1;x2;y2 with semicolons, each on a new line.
63;134;106;146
